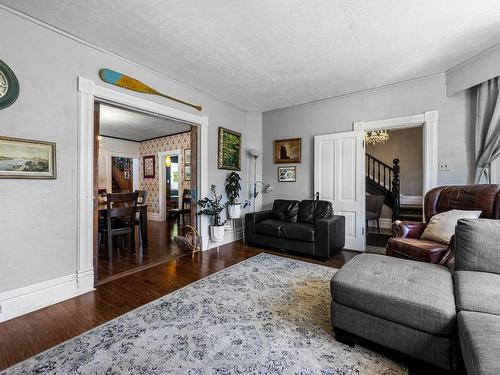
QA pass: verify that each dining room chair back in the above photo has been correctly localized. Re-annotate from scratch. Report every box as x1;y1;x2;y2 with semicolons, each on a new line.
102;192;138;259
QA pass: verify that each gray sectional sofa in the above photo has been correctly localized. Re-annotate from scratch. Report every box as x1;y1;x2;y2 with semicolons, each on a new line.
330;218;500;374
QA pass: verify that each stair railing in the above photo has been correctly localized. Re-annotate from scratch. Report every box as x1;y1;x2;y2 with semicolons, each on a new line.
366;153;393;190
365;153;401;220
391;158;400;221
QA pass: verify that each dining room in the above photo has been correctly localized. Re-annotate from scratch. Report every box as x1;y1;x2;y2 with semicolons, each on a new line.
95;102;197;284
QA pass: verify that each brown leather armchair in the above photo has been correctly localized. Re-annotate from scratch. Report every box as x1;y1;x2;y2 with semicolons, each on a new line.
386;184;500;264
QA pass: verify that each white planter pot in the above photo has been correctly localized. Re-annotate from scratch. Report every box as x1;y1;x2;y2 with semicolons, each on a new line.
228;203;242;219
210;225;225;242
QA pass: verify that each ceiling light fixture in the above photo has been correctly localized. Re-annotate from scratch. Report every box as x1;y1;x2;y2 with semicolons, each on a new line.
365;130;389;145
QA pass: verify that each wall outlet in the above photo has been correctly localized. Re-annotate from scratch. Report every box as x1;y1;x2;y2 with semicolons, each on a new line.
439;162;450;171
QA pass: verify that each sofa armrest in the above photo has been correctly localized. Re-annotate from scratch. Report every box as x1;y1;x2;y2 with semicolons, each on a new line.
392;220;427;238
315;215;345;258
245;210;272;244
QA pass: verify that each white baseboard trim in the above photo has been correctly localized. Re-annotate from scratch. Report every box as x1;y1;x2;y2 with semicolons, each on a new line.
400;195;423;205
203;225;244;251
0;270;95;323
148;212;162;221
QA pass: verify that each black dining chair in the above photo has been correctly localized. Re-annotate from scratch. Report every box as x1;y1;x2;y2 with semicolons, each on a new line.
98;192;138;259
168;189;191;231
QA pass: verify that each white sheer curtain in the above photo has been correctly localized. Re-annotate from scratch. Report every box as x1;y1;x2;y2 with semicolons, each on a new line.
475;76;500;183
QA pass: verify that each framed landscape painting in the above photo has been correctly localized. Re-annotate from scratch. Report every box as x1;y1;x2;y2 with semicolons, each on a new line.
0;136;56;179
184;148;191;165
218;127;241;170
278;166;296;182
274;138;301;163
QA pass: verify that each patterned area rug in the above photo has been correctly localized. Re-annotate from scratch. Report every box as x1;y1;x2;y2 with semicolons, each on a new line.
3;254;407;374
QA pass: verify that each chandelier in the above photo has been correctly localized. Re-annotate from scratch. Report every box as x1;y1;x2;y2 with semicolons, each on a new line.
365;130;389;145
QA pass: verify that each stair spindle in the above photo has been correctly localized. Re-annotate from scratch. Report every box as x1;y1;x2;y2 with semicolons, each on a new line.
392;158;400;221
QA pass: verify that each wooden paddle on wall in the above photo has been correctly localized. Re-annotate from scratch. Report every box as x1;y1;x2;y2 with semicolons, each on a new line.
99;68;202;111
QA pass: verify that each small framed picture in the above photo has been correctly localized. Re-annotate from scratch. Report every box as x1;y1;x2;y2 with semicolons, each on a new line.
278;166;296;182
184;148;191;165
0;136;56;179
143;155;155;179
274;138;301;164
184;164;191;181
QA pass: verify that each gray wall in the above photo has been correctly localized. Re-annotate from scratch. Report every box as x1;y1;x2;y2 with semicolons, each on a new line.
0;9;261;292
366;127;423;196
262;74;473;208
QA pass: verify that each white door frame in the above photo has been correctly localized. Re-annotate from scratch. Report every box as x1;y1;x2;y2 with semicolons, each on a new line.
77;76;209;289
353;111;438;212
106;151;140;193
158;149;182;221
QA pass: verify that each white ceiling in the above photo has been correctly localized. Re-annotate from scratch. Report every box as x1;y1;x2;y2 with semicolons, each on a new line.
3;0;500;111
99;104;191;141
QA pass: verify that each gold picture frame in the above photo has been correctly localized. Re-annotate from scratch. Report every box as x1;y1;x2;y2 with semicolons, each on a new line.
0;136;56;179
218;127;241;171
274;138;301;164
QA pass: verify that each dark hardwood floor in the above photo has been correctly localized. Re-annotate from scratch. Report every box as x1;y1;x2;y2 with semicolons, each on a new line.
0;242;444;374
97;220;188;283
0;242;357;371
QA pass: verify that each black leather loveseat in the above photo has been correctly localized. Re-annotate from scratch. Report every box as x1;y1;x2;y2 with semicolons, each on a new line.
245;199;345;259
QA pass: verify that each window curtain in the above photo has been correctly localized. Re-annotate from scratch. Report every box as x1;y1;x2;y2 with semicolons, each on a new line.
475;76;500;183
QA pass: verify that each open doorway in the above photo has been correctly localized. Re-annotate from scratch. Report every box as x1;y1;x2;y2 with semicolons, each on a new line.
364;127;424;252
94;102;198;284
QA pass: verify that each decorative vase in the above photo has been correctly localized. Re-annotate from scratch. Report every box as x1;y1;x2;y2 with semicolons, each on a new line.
210;225;225;242
227;203;242;219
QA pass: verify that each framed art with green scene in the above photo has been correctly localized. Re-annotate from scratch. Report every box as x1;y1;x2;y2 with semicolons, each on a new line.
218;127;241;171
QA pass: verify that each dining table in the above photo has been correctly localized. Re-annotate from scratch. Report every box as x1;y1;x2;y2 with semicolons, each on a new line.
98;203;149;248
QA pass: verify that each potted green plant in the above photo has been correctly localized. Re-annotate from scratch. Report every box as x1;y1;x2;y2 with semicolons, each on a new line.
197;184;227;241
225;171;251;218
225;171;243;219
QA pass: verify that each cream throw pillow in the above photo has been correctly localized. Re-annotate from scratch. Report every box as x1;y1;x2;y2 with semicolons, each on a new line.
420;209;482;244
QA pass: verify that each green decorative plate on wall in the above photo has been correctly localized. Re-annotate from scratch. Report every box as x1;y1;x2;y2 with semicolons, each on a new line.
0;59;20;110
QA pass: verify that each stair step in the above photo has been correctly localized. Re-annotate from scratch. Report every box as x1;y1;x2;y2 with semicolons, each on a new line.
398;214;423;221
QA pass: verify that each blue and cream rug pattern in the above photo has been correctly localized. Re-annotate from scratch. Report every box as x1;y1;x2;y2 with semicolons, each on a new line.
3;253;407;374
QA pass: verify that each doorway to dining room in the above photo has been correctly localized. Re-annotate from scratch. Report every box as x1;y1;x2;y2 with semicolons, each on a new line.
93;102;198;284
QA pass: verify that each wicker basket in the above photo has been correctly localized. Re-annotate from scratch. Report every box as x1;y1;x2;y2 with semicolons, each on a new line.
174;225;201;257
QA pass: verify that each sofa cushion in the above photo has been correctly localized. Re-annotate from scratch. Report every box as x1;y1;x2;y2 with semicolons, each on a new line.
331;254;456;335
271;200;300;222
298;200;333;223
458;311;500;375
421;209;481;244
455;219;500;274
281;222;315;242
254;219;283;237
454;271;500;315
386;237;448;263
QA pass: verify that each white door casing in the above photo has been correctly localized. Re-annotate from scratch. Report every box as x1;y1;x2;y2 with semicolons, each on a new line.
353;111;438;201
158;149;182;222
77;76;210;290
314;130;365;251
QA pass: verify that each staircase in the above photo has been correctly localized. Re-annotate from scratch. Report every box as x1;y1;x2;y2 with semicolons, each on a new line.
366;153;423;222
366;153;401;221
398;204;423;222
111;165;132;192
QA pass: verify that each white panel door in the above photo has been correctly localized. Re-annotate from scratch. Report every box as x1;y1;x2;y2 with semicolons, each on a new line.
314;131;365;251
